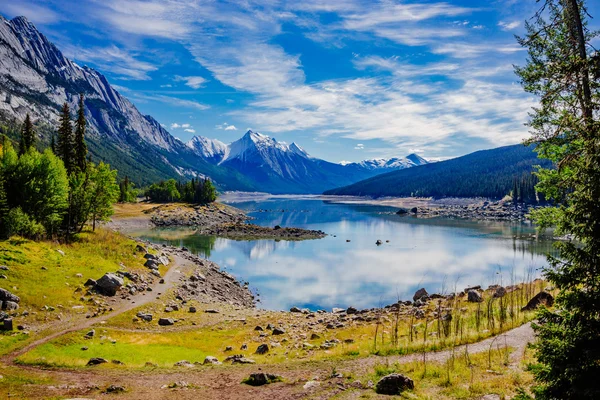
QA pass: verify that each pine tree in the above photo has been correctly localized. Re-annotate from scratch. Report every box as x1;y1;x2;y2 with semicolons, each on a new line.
516;0;600;398
57;102;74;174
74;94;88;172
19;113;35;155
0;172;8;238
50;133;56;154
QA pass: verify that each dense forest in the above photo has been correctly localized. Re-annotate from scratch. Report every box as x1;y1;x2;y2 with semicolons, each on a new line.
324;144;552;202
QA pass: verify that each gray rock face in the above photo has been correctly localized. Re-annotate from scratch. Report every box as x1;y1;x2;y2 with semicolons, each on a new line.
95;273;124;296
413;288;428;302
375;373;414;395
467;290;483;303
3;301;18;311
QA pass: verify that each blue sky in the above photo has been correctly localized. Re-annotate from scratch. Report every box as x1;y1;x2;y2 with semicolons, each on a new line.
1;0;598;163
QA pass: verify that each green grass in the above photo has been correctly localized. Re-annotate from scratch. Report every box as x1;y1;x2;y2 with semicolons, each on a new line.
364;347;535;399
0;229;150;321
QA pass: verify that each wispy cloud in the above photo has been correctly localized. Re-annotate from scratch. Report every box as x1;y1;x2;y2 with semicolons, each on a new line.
498;20;520;31
0;1;61;24
174;75;207;89
65;45;157;80
216;122;237;130
132;93;209;110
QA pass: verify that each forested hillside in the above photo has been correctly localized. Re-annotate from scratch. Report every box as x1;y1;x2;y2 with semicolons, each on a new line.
324;144;552;200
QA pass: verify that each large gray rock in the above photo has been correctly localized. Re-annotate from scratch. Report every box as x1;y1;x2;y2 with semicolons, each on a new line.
86;357;108;366
144;259;159;270
0;288;19;303
255;344;269;355
3;301;18;311
375;373;414;395
203;356;221;365
467;290;483;303
413;288;428;302
522;291;554;311
158;318;174;326
95;273;124;296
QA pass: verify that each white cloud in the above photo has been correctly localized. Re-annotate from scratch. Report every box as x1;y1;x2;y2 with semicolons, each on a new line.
132;94;209;111
216;122;237;130
170;123;181;129
184;128;196;133
354;143;365;150
174;75;207;89
498;20;520;31
66;45;157;80
0;1;61;24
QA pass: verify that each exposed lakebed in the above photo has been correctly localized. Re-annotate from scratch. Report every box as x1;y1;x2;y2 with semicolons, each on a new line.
125;196;555;311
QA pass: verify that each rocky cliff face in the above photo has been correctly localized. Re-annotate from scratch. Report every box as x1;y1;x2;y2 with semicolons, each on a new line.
0;15;255;187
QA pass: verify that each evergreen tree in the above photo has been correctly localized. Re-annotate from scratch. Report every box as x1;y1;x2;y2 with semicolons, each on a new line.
19;113;35;155
516;0;600;398
50;133;56;154
0;170;8;238
57;102;74;174
74;94;88;172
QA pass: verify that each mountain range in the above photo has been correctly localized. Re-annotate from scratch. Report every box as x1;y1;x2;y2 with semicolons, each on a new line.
324;144;551;199
0;15;429;194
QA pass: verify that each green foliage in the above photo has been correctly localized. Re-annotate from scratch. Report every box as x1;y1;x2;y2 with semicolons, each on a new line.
2;143;69;237
4;207;45;239
516;1;600;398
88;162;119;230
118;176;138;203
145;179;181;202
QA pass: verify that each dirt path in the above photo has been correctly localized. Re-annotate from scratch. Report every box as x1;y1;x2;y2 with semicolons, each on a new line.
8;322;535;400
2;253;190;364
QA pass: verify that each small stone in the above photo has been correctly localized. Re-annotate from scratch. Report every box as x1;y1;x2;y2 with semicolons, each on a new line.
189;306;197;313
85;329;95;338
173;360;194;368
105;385;126;393
243;372;281;386
205;309;219;314
272;327;285;335
203;356;221;365
158;318;174;326
86;357;108;366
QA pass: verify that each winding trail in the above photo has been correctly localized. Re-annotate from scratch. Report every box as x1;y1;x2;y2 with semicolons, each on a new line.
2;253;190;364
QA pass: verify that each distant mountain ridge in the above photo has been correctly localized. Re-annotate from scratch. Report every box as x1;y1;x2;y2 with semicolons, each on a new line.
0;14;427;194
185;130;429;194
324;144;551;199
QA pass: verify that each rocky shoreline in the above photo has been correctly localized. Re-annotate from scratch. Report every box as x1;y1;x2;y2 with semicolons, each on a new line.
149;203;326;240
394;200;542;222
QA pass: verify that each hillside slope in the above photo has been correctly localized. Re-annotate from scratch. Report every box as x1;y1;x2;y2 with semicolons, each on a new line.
324;144;551;199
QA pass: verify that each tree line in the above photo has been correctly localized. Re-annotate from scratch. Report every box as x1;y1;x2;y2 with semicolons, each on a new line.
0;95;118;239
144;177;217;204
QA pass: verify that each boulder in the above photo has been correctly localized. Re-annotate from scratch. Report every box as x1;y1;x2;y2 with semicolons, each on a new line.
158;256;169;266
95;273;124;296
1;318;13;331
255;344;269;355
143;253;156;260
86;357;108;366
375;373;414;395
493;286;507;298
144;259;159;270
0;288;19;303
137;313;153;322
290;306;302;313
158;318;175;326
346;306;358;315
396;208;408;215
522;291;554;311
272;327;285;335
254;325;264;331
85;329;95;338
243;372;282;386
84;278;97;287
410;207;418;213
135;244;147;253
413;288;428;302
203;356;221;365
174;360;194;368
467;290;483;303
3;301;18;311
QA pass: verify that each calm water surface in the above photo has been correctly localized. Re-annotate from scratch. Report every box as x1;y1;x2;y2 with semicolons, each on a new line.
127;197;554;311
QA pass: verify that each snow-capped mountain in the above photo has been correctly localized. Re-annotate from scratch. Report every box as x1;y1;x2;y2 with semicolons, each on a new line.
186;136;227;164
0;15;255;189
186;130;428;194
349;154;429;170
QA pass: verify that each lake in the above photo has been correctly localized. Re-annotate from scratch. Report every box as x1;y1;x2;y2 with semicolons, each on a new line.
127;196;554;311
